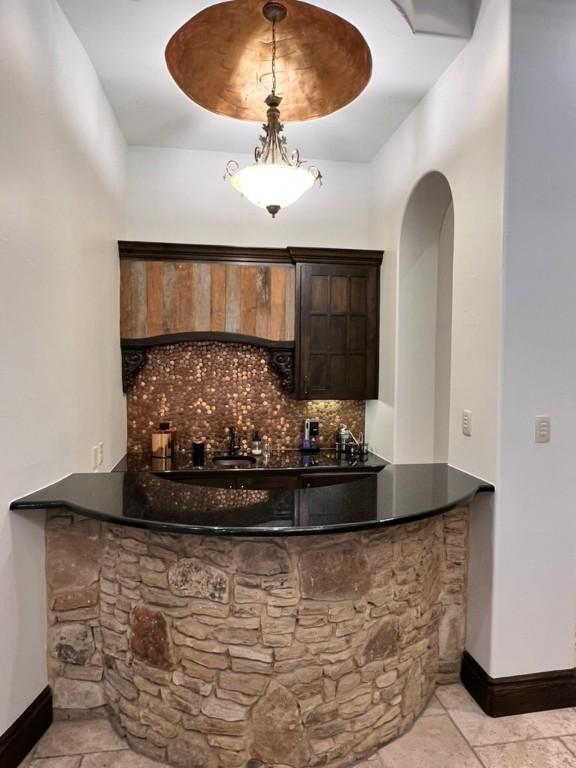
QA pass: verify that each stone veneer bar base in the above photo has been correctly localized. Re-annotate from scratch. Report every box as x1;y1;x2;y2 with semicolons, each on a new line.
46;510;468;768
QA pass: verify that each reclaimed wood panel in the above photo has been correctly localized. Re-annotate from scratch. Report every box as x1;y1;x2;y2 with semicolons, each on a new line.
240;266;258;337
255;267;271;339
120;260;148;338
162;262;177;333
225;265;241;334
210;264;227;332
194;263;211;332
120;261;132;338
285;268;296;340
175;263;195;333
270;267;287;341
146;262;164;337
120;260;295;341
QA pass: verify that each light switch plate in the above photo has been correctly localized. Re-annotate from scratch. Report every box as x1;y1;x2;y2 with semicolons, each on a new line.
535;415;551;444
462;410;472;437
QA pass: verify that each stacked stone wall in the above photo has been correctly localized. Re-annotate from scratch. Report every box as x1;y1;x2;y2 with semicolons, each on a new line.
95;509;467;768
45;509;468;766
46;513;106;716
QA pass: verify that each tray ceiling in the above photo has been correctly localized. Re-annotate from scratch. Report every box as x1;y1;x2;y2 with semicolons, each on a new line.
57;0;473;162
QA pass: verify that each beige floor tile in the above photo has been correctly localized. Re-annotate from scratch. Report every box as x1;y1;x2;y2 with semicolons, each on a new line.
561;736;576;756
436;684;576;746
377;714;483;768
81;750;168;768
34;721;128;758
29;759;82;768
422;693;445;717
476;738;576;767
435;684;478;712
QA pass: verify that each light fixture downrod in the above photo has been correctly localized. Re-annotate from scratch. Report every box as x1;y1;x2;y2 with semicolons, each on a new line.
225;1;322;218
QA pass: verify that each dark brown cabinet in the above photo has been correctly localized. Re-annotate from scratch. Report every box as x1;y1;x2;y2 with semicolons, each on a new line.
119;242;383;400
295;258;381;400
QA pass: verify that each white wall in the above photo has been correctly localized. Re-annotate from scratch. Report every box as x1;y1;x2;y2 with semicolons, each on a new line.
125;146;373;250
363;0;509;679
0;0;126;732
435;202;454;462
367;0;576;681
490;0;576;677
366;0;509;482
394;172;454;464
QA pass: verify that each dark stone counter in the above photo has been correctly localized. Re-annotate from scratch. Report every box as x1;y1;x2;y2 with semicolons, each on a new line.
11;455;492;536
117;449;388;474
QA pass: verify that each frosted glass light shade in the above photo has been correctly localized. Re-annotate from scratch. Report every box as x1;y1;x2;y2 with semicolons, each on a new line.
231;163;316;212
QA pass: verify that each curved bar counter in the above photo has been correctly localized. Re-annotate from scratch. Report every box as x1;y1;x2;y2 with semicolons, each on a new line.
12;458;492;768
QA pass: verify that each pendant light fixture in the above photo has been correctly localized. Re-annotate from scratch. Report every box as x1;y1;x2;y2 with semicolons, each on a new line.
224;2;322;218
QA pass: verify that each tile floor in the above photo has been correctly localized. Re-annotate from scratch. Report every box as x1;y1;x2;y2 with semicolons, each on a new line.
20;684;576;768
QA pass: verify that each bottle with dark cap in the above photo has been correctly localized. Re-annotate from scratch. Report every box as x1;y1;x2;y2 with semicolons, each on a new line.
151;421;175;458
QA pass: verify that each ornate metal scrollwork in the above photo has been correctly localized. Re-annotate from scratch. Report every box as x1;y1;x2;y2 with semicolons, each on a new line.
121;348;147;393
269;348;295;392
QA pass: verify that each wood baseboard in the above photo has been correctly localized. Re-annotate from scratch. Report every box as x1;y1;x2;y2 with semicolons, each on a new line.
461;651;576;717
0;687;52;768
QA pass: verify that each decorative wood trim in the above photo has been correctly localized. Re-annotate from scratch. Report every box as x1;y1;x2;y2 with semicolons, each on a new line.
288;247;384;267
121;333;294;350
118;241;384;268
119;241;291;265
121;348;147;393
270;347;295;391
0;686;52;768
121;334;295;393
461;651;576;717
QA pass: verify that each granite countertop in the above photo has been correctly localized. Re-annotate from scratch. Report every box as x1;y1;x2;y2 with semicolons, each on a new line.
117;449;388;474
11;454;493;537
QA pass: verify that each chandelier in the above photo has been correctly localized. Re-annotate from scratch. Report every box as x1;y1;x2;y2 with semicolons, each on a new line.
224;2;322;218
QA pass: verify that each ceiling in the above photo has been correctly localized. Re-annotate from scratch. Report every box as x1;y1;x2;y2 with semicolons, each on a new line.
57;0;473;163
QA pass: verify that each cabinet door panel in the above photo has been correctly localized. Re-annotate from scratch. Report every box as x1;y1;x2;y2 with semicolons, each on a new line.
310;276;330;312
297;263;379;400
329;316;348;352
330;276;349;313
349;316;367;352
310;316;330;352
329;355;348;390
348;355;367;391
350;276;368;313
309;354;328;393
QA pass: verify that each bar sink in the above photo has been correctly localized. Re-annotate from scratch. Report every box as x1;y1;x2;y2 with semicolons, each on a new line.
211;455;257;468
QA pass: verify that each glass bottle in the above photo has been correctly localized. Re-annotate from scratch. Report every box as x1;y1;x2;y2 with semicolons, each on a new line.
251;430;263;456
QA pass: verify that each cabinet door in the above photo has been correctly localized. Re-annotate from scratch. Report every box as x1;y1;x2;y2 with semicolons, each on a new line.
238;474;300;490
297;264;379;400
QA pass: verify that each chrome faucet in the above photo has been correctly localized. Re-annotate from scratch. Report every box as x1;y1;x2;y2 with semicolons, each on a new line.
228;426;240;455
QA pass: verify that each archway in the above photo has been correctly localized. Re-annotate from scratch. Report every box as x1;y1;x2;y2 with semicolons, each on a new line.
395;171;454;463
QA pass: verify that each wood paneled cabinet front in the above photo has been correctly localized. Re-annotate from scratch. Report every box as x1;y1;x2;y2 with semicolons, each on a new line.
296;261;380;400
118;243;383;400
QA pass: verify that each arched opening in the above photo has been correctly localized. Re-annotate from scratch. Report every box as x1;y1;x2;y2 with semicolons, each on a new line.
395;172;454;463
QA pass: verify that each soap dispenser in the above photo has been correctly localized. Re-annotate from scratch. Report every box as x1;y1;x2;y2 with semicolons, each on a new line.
301;418;320;453
251;430;263;456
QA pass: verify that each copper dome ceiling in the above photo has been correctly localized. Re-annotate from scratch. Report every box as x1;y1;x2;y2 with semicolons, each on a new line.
165;0;373;124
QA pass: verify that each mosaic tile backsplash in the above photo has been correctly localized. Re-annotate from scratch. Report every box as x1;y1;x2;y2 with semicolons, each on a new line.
127;342;365;455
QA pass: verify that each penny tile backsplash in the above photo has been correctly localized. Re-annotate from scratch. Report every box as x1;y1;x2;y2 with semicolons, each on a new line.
127;342;365;455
